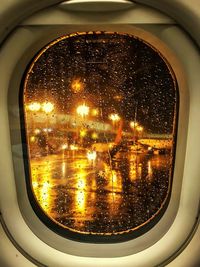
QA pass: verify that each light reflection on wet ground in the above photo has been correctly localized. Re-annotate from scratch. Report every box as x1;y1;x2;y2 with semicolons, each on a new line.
31;150;171;234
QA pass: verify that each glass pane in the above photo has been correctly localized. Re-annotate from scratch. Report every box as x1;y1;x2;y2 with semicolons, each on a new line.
22;32;178;240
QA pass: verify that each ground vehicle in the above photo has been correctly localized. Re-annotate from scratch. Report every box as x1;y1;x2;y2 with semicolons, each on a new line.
0;1;200;266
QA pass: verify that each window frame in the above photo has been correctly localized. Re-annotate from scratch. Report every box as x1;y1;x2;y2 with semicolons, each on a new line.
20;29;179;243
5;23;188;257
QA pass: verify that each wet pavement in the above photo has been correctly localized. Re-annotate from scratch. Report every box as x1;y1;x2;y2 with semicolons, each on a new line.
30;150;171;235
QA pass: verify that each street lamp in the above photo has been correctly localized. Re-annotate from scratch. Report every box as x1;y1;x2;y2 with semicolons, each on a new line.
130;121;138;129
28;102;41;112
77;103;89;118
109;113;120;122
42;102;54;114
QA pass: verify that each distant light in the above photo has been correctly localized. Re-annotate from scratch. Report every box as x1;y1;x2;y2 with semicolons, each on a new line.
77;103;89;117
137;126;143;132
91;132;98;139
80;130;87;137
42;102;54;113
62;144;68;150
91;108;99;116
130;121;138;128
87;150;97;161
109;113;120;122
34;128;41;135
28;102;41;112
30;136;36;142
70;144;78;150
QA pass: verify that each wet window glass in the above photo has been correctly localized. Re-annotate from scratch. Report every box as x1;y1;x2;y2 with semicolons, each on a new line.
22;32;178;242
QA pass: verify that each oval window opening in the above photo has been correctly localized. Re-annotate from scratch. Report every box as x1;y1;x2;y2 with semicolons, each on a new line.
21;31;178;242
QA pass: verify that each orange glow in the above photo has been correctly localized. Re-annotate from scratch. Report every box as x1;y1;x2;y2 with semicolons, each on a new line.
71;79;84;93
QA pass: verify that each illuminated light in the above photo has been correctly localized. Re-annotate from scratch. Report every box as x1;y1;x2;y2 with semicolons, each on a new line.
48;128;53;132
71;79;84;93
91;132;98;139
62;144;68;150
80;130;87;137
108;143;114;149
87;150;97;161
109;113;120;122
30;136;35;142
43;128;48;132
91;108;99;116
77;103;89;117
42;102;54;113
113;94;123;101
28;102;41;112
70;144;78;150
148;146;152;151
34;128;41;135
137;126;143;132
130;121;138;128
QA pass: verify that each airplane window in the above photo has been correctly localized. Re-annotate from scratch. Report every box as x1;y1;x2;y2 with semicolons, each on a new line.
21;31;178;242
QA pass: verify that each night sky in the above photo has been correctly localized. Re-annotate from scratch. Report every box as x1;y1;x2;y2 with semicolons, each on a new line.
25;32;178;134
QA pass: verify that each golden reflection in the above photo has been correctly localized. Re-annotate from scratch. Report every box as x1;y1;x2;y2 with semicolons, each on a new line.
129;154;137;181
129;154;143;181
147;160;153;180
74;164;87;215
40;181;51;211
103;164;122;192
31;160;53;213
76;191;86;212
62;162;66;177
